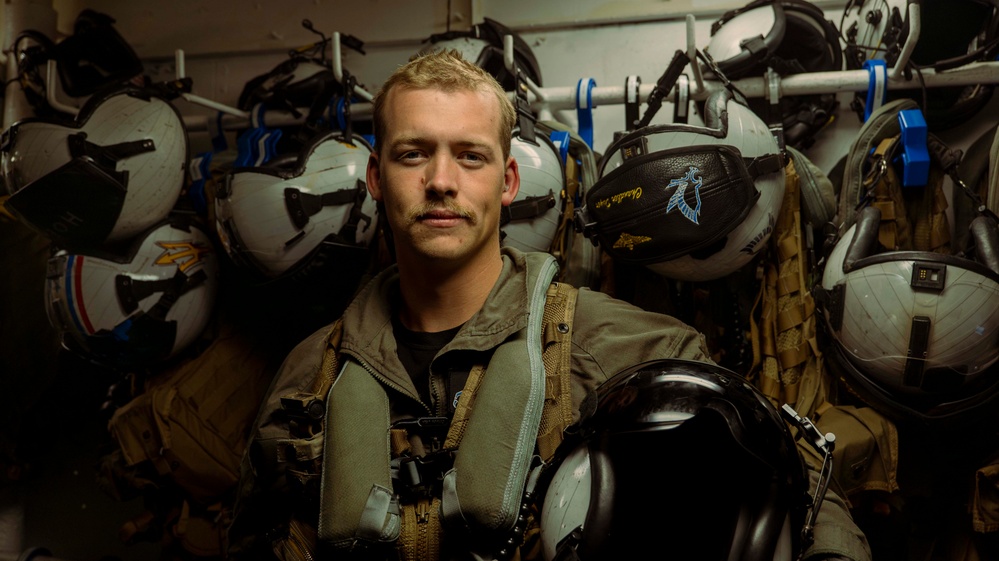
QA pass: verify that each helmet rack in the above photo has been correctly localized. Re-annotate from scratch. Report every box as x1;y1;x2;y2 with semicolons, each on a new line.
170;5;997;133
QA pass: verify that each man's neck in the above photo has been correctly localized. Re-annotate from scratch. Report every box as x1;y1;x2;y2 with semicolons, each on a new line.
395;250;504;333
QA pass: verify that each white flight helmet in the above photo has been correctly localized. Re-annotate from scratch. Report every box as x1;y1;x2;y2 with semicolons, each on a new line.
214;131;378;279
539;359;815;560
501;126;565;254
417;18;543;92
818;206;999;425
704;0;842;149
840;0;999;129
2;86;188;252
575;89;786;282
45;219;218;368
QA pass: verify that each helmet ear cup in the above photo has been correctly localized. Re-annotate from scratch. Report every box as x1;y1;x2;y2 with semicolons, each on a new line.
970;215;999;274
702;89;734;131
579;444;615;558
843;205;883;272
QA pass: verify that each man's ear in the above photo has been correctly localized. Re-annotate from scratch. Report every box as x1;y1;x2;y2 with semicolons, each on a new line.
501;155;520;206
366;153;383;201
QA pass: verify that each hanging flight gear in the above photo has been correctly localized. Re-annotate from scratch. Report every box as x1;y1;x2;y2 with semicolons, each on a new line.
237;20;364;155
750;150;835;420
418;18;543;92
502;128;564;254
575;50;786;282
54;9;144;97
500;56;566;255
4;9;142;118
99;303;286;557
704;0;843;148
546;122;603;291
955;124;999;250
45;218;219;369
2;86;189;253
537;359;836;561
105;314;279;503
228;273;578;560
840;0;999;130
816;102;999;426
214;131;378;279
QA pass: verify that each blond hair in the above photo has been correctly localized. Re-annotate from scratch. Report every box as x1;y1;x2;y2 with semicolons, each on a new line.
372;48;516;159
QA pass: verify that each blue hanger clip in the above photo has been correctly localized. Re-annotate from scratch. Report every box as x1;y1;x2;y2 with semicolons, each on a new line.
549;130;571;166
898;108;929;187
575;78;597;148
863;59;888;122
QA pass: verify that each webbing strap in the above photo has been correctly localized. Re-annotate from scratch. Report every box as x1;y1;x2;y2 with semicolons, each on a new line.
910;167;951;253
536;282;578;462
551;154;581;261
444;365;486;449
311;319;344;397
870;137;911;251
752;158;826;417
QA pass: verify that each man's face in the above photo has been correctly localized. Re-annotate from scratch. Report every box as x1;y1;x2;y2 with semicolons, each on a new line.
367;86;519;265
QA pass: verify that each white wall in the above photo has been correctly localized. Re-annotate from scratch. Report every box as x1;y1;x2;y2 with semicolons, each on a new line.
6;0;999;175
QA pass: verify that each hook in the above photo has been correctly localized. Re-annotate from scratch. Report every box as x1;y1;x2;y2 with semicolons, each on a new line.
332;32;373;102
45;59;79;116
504;34;552;121
685;14;705;93
174;49;249;117
890;2;919;80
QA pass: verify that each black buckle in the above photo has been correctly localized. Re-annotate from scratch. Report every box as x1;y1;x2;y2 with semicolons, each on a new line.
391;448;455;501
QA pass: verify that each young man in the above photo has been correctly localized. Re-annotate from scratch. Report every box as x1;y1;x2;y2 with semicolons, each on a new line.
229;50;870;561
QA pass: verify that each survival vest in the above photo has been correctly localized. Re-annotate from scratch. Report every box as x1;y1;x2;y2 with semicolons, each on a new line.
230;278;579;561
835;98;953;253
750;150;831;420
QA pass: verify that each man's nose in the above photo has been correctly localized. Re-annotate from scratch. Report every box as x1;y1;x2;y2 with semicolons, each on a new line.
425;156;458;197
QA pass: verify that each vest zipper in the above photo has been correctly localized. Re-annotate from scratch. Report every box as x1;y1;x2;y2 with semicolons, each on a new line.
342;351;432;415
284;520;315;561
417;497;432;560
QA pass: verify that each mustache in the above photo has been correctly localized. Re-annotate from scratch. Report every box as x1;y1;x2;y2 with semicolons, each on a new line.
406;201;477;225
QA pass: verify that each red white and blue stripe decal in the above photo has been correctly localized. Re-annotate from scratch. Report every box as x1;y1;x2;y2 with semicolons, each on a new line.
65;255;95;335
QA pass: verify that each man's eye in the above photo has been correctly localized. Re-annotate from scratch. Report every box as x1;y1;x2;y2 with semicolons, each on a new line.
461;153;484;163
399;151;424;161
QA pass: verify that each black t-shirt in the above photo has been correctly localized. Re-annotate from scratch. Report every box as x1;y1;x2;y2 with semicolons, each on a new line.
392;315;462;409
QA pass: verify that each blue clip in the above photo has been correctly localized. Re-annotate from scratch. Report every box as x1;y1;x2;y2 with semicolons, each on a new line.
336;96;348;131
255;128;283;166
575;78;597;148
549;130;571;166
235;103;272;167
863;60;888;122
234;127;263;168
898;109;930;187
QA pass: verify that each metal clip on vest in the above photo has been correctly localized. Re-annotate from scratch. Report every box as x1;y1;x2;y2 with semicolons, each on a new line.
780;403;836;552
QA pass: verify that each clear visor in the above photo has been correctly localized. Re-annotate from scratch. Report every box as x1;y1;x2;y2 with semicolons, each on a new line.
831;260;999;394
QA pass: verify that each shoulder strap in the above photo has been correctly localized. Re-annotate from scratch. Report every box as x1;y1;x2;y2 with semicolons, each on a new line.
442;280;578;461
311;318;344;398
536;281;578;462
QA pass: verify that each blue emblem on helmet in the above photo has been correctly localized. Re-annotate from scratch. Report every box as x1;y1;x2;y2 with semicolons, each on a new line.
665;166;702;224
